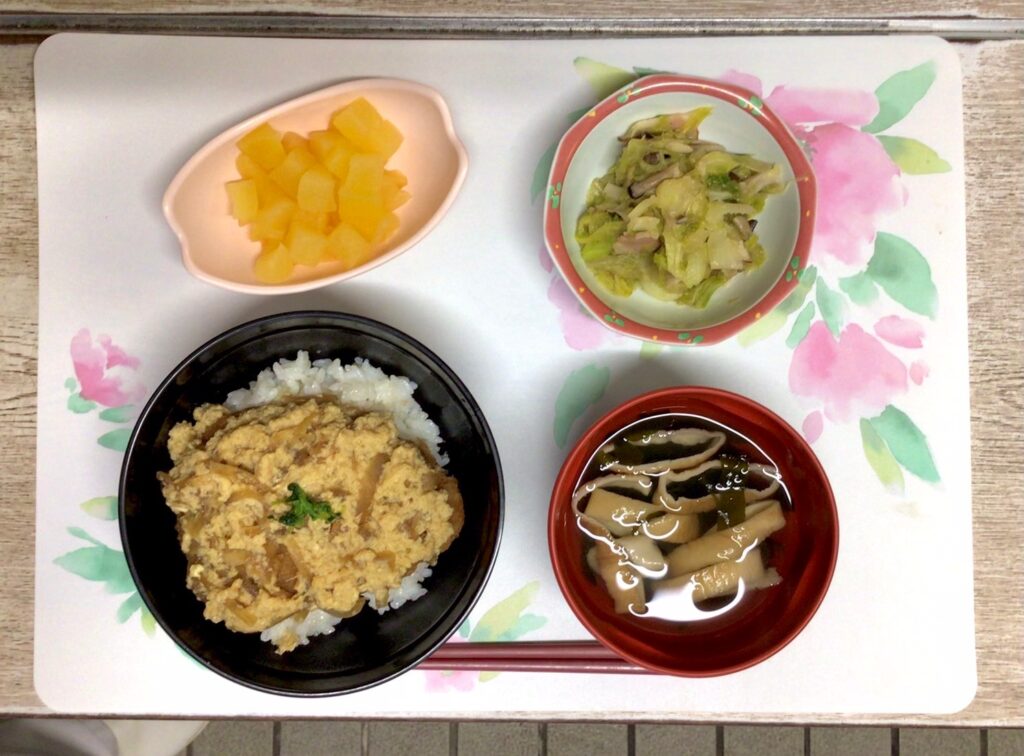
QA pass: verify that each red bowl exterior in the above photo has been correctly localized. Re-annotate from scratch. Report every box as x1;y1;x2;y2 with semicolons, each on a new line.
548;387;839;677
543;74;817;346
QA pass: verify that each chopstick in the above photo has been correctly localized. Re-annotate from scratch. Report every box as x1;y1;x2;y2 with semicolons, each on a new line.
431;640;619;659
419;640;653;674
417;657;651;674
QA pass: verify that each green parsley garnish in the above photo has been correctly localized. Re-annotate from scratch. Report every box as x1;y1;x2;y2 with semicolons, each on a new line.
277;483;339;528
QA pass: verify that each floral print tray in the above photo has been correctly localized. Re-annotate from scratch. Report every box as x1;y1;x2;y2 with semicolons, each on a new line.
33;34;973;716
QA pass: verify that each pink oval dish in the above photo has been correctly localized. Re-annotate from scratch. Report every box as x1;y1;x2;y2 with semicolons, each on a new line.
543;74;816;346
164;79;468;295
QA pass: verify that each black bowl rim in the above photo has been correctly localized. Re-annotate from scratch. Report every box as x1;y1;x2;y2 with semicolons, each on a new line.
118;310;505;696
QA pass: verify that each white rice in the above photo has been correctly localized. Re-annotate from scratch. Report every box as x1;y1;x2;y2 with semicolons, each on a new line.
366;562;433;614
231;351;445;651
260;608;343;650
225;350;447;465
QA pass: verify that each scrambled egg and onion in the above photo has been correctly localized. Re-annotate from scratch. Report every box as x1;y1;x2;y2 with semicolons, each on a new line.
158;396;463;653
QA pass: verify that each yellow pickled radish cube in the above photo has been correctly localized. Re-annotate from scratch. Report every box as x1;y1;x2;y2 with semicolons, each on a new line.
326;223;374;269
385;189;410;211
366;119;403;159
237;122;285;170
236;157;286;205
285;221;328;266
332;99;403;158
297;165;337;213
369;211;401;245
381;171;401;195
253;244;294;283
322;140;356;180
337;194;386;241
226;179;259;224
293;209;331;234
269;146;317;197
281;131;307;151
381;172;409;211
385;169;408;189
308;129;343;162
252;174;286;206
248;198;295;242
340;153;385;198
331;98;383;143
236;153;268;180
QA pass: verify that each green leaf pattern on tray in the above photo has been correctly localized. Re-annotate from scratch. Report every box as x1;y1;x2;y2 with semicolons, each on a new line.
815;278;845;338
786;302;816;348
97;428;133;452
553;364;610;448
866;233;939;318
876;135;952;175
80;496;118;521
860;418;906;493
55;524;156;636
868;405;940;483
425;582;548;689
838;271;879;306
862;61;936;134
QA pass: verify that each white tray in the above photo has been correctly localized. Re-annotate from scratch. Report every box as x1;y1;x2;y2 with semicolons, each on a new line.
34;33;973;716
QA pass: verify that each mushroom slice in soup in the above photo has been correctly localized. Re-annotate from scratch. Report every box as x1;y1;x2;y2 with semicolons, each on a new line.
655;461;780;513
599;428;726;475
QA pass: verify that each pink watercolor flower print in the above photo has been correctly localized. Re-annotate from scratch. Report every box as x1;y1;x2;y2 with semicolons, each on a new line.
547;276;620;351
66;328;146;452
800;125;904;266
70;328;146;408
423;637;478;692
874;315;925;348
909;360;930;385
719;72;904;268
424;670;477;692
538;245;622;351
790;322;908;424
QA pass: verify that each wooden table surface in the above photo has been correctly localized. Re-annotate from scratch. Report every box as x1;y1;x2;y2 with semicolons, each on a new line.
0;7;1021;724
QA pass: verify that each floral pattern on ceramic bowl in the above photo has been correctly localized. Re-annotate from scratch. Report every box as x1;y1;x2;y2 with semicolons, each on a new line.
543;74;816;345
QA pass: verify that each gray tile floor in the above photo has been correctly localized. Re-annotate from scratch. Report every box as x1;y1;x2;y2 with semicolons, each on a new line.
185;722;1023;756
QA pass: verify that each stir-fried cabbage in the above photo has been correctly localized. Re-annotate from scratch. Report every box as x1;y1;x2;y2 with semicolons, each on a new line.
574;108;784;308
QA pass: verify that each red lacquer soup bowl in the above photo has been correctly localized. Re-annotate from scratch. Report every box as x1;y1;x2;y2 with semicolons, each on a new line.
543;74;816;346
548;387;838;677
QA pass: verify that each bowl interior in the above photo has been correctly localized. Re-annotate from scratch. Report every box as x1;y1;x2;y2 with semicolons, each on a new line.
167;80;465;292
559;91;802;332
549;389;837;676
120;312;502;695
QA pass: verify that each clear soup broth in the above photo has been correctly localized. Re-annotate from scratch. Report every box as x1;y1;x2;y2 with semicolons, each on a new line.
573;412;791;622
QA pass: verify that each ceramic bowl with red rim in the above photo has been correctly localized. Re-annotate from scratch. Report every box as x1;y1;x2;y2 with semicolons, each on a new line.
543;75;816;345
547;387;838;677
